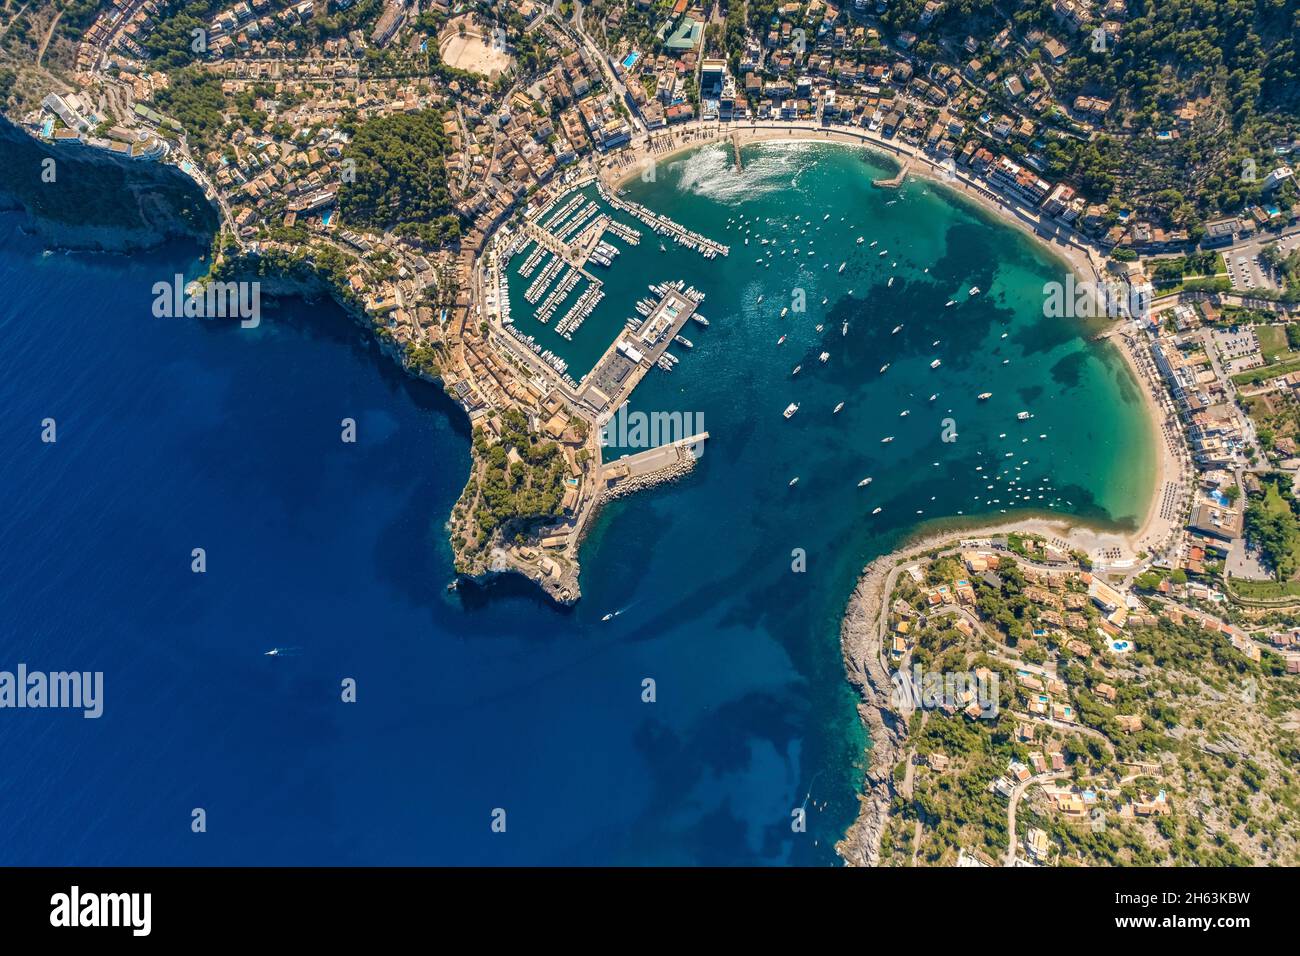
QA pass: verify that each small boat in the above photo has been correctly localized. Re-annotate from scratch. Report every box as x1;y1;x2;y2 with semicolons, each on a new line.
659;243;667;252
842;321;849;336
928;394;937;402
1000;332;1008;339
899;410;910;417
264;649;281;657
887;277;894;287
780;307;788;318
856;237;865;244
930;359;942;369
872;507;883;515
881;436;894;443
838;262;847;273
969;287;981;296
819;352;830;363
789;477;800;487
978;392;992;400
869;240;878;247
879;363;890;373
815;324;824;332
878;250;887;257
858;477;873;487
833;401;845;414
945;300;955;307
777;335;786;345
892;325;903;334
792;365;802;376
757;294;764;304
1017;411;1031;420
783;402;800;419
601;613;614;622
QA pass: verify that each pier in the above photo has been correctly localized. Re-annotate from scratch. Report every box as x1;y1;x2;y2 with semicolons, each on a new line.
731;132;743;172
872;157;911;189
577;284;702;416
595;181;729;258
519;221;600;284
602;432;710;484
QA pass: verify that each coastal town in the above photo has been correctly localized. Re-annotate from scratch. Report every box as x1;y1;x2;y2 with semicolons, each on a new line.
2;0;1300;867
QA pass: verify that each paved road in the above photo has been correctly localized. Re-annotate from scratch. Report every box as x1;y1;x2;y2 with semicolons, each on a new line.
1005;771;1066;866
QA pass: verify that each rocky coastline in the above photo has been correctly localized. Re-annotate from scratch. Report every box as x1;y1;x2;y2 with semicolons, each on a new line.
0;118;218;253
833;516;1145;865
834;551;907;867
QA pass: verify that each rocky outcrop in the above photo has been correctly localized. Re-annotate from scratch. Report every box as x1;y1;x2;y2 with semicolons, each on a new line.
600;451;697;503
835;557;907;867
0;117;217;252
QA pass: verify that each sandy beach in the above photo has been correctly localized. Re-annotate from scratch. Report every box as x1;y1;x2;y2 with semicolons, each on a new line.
596;121;1185;569
600;122;1106;285
591;122;1194;867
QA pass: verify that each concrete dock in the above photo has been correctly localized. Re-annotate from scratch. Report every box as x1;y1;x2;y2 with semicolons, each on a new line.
602;432;710;482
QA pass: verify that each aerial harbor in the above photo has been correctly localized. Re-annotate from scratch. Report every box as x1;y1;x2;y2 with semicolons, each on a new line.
0;0;1298;893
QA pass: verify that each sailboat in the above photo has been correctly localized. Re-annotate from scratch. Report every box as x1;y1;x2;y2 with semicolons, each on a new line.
833;401;845;414
858;477;873;487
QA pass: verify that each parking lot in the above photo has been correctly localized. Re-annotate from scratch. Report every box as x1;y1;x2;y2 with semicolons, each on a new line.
1225;231;1300;292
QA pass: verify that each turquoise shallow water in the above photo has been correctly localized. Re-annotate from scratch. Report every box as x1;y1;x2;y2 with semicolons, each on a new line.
0;141;1154;865
514;140;1155;857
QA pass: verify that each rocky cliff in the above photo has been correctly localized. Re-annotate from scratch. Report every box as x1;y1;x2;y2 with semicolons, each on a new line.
0;117;217;252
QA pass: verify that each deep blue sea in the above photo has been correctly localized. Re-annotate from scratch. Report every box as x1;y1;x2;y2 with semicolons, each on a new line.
0;143;1153;865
